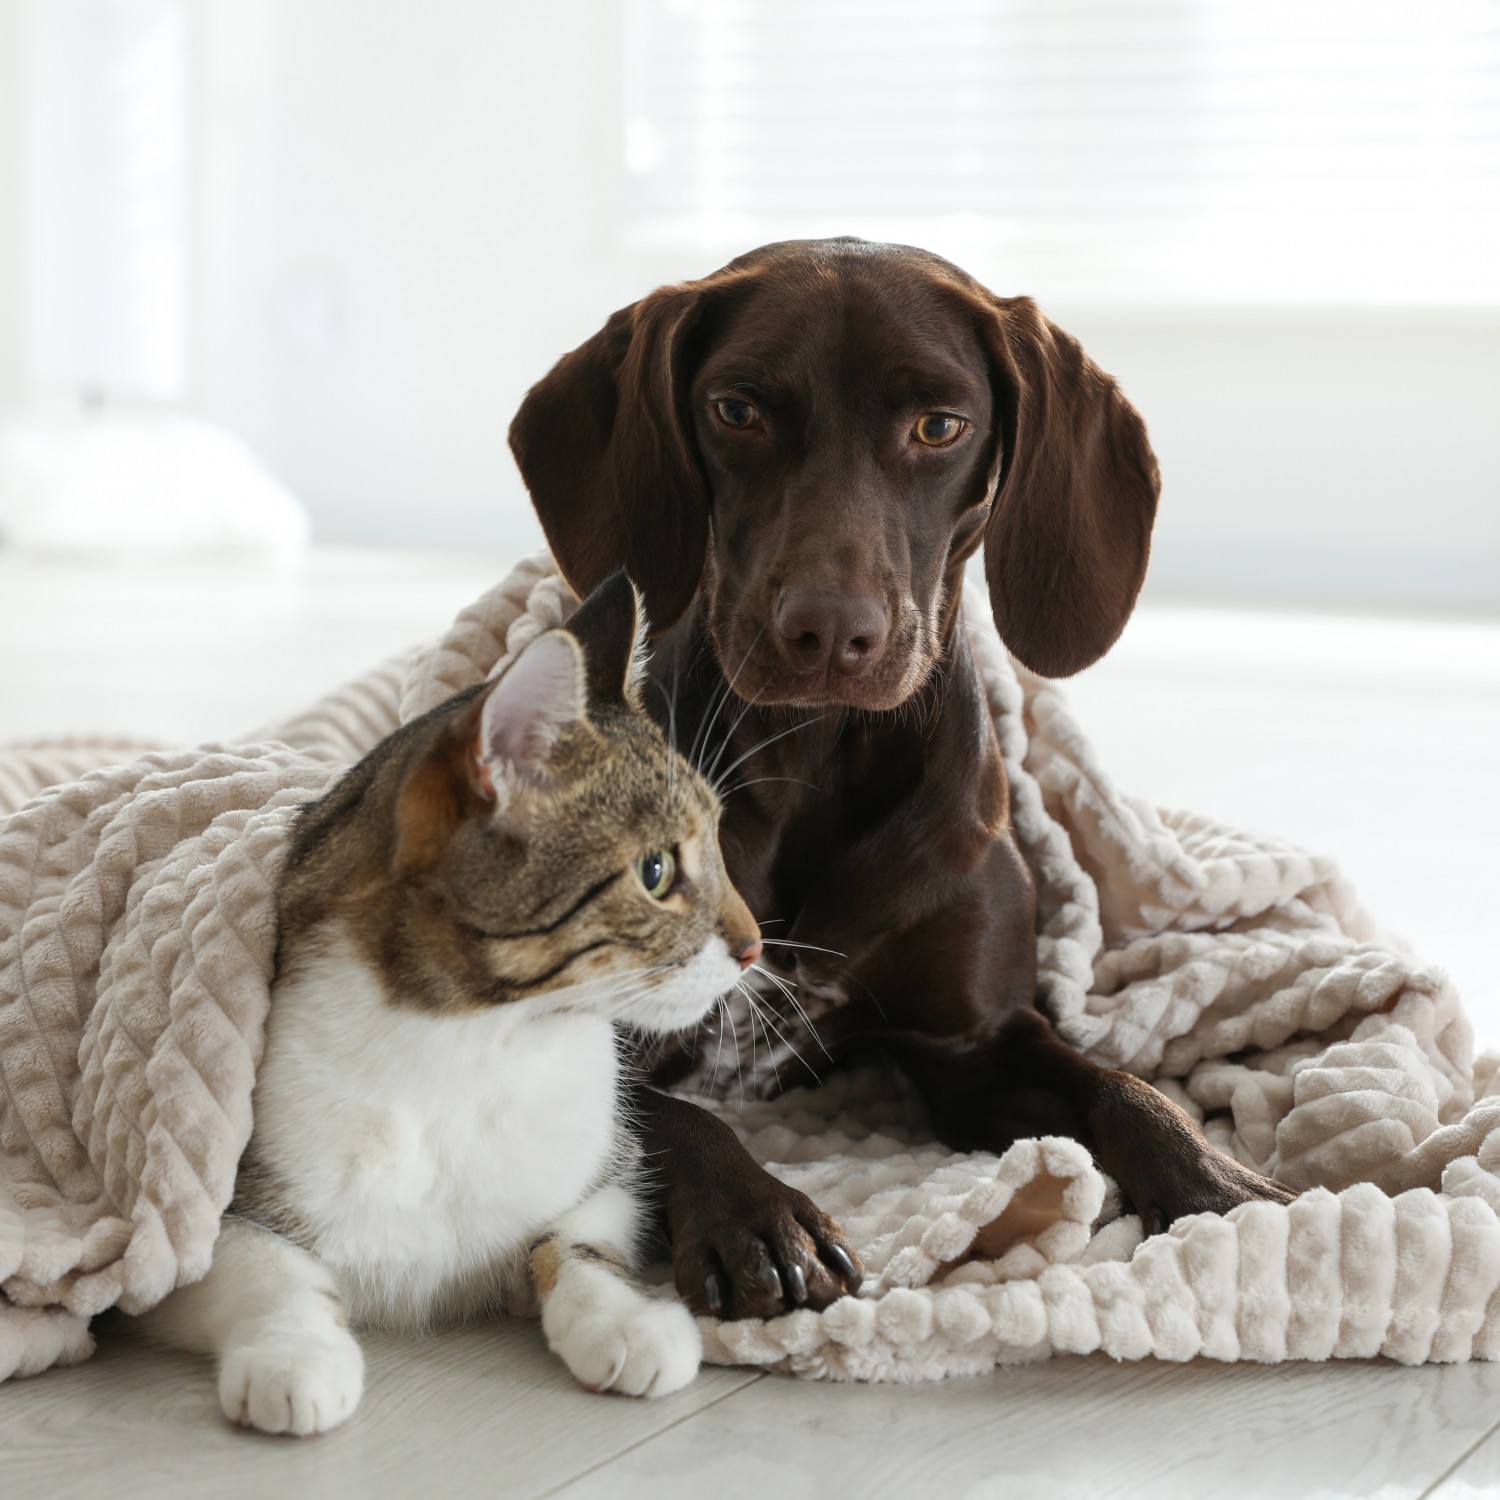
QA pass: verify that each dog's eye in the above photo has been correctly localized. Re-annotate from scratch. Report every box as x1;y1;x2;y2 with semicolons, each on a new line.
913;413;965;446
713;398;760;430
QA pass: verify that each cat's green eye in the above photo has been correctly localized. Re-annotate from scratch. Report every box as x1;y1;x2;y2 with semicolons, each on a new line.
635;849;677;899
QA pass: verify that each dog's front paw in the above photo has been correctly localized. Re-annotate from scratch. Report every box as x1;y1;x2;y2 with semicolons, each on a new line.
218;1328;365;1436
548;1295;701;1398
671;1176;863;1321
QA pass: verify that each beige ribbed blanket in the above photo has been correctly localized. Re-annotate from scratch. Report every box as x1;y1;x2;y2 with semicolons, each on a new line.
2;552;1496;1385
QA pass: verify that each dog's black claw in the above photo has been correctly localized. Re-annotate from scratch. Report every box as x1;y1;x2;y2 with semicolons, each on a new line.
825;1243;860;1287
759;1263;784;1299
785;1263;808;1305
704;1273;725;1314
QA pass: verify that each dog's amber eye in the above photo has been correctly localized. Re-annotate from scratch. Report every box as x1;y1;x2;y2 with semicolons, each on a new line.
713;398;759;430
635;849;677;899
913;413;965;446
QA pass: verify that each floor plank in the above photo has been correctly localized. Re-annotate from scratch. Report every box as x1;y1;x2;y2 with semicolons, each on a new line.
549;1356;1500;1500
0;1313;762;1500
1424;1421;1500;1498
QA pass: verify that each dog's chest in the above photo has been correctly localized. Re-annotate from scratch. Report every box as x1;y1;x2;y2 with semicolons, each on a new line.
251;932;618;1326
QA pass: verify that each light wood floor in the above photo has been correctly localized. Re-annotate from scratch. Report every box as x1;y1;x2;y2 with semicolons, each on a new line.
3;549;1499;1499
9;1313;1500;1500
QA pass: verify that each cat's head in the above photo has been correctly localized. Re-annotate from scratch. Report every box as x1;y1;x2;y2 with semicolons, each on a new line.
319;572;760;1034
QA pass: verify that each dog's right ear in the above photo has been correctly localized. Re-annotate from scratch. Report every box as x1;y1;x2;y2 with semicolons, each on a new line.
509;287;711;635
967;293;1161;679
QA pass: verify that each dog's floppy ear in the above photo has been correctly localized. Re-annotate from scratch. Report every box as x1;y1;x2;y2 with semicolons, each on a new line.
970;295;1161;678
509;287;711;635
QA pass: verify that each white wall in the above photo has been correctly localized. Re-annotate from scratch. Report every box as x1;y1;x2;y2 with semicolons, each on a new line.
188;0;636;557
9;0;1493;610
1067;308;1500;610
0;0;22;411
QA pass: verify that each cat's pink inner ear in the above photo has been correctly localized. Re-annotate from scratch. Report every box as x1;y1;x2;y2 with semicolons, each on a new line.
475;631;587;793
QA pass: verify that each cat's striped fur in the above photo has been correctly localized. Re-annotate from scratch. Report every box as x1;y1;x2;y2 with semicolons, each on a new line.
136;575;760;1434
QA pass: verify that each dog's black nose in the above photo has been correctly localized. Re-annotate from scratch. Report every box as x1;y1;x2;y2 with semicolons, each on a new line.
776;590;890;676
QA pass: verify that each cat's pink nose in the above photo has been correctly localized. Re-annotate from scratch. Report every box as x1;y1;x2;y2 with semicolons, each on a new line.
736;937;764;971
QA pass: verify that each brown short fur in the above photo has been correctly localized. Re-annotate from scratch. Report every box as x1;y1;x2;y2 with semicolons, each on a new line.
509;237;1295;1323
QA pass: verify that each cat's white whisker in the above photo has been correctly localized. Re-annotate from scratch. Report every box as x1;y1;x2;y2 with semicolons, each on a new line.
701;657;769;789
718;774;820;803
709;715;827;799
707;993;731;1092
687;646;738;773
728;972;810;1087
755;938;847;959
692;626;766;776
724;989;747;1104
649;672;683;813
743;992;785;1095
743;985;817;1080
747;962;832;1061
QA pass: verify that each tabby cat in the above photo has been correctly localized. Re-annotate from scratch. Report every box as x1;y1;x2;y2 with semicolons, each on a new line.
136;573;760;1435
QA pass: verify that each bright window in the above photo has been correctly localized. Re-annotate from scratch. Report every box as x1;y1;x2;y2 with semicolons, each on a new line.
622;0;1500;303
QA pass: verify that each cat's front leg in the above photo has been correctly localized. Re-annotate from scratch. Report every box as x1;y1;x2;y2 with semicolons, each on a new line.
133;1215;364;1436
532;1184;700;1398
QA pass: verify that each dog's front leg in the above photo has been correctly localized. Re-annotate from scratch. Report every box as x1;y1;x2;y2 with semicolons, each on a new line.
895;1008;1296;1235
628;1083;863;1320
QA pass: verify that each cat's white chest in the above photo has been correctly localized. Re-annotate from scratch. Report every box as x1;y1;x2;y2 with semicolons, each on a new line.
251;930;621;1329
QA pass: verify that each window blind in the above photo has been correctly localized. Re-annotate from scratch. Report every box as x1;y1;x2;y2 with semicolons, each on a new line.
622;0;1500;302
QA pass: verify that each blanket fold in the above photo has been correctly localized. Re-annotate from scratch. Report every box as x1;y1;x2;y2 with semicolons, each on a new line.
2;551;1496;1382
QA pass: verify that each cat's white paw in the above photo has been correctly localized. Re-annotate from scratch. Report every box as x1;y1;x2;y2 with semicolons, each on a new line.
218;1328;365;1436
551;1297;701;1398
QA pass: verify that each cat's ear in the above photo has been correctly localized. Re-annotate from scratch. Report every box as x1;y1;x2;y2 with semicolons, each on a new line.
562;570;651;711
392;633;587;874
473;629;589;799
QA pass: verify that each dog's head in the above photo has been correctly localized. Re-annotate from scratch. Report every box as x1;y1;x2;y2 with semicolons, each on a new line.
510;238;1159;709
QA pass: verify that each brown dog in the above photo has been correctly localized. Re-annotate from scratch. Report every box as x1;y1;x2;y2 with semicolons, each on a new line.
510;237;1294;1321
